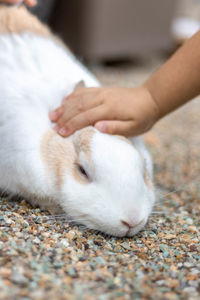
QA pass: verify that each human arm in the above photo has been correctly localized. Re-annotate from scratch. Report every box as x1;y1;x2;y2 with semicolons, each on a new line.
50;30;200;137
145;30;200;119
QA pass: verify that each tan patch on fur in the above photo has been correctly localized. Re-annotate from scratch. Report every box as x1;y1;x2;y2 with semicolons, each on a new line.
0;5;51;36
41;128;94;188
144;168;153;189
0;5;70;50
73;127;94;161
41;129;74;188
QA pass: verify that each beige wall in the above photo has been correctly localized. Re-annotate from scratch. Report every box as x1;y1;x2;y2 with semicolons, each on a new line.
176;0;200;20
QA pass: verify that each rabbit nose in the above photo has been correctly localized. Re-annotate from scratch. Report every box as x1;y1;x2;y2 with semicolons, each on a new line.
121;219;143;229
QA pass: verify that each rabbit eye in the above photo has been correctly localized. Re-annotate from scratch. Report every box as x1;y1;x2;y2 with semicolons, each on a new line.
77;164;89;179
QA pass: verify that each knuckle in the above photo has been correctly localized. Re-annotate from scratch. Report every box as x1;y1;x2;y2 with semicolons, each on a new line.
77;101;84;113
84;112;94;125
101;90;110;102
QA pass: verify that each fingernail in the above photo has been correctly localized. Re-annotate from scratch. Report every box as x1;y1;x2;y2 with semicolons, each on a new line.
95;122;107;133
59;128;68;136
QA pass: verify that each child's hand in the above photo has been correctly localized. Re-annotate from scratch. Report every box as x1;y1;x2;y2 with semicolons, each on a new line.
0;0;36;6
50;30;200;134
49;86;160;137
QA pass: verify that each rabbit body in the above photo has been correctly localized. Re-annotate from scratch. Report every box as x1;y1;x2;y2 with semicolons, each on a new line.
0;6;155;236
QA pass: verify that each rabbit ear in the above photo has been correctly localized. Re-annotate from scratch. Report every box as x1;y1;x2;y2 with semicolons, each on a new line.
74;80;86;91
0;5;50;36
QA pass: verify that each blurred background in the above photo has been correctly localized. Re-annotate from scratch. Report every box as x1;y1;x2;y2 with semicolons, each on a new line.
29;0;200;63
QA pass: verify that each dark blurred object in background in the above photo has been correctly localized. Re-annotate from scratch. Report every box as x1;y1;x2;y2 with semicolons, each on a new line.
50;0;176;62
29;0;56;23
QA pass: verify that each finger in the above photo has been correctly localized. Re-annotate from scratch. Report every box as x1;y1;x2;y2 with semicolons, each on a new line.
95;120;139;137
54;95;103;129
66;87;100;101
49;106;63;122
57;105;107;137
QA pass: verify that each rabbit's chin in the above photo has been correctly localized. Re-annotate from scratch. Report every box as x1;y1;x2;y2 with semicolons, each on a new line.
80;218;148;237
51;208;149;237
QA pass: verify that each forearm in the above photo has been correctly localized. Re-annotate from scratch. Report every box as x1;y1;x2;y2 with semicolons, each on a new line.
145;30;200;118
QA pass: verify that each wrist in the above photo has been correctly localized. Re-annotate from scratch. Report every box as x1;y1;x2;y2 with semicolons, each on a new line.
139;85;161;127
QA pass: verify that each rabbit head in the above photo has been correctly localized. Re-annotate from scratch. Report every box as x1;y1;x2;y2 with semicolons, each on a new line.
42;127;155;237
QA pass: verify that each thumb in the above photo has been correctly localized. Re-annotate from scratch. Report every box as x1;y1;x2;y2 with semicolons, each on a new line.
95;120;136;137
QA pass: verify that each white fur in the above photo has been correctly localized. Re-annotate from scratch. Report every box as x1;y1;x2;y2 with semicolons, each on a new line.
0;32;155;237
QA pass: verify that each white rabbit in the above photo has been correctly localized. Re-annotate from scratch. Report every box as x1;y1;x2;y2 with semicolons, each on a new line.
0;5;155;237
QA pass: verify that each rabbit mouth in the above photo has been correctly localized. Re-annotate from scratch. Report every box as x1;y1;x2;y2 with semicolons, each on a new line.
125;219;147;237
